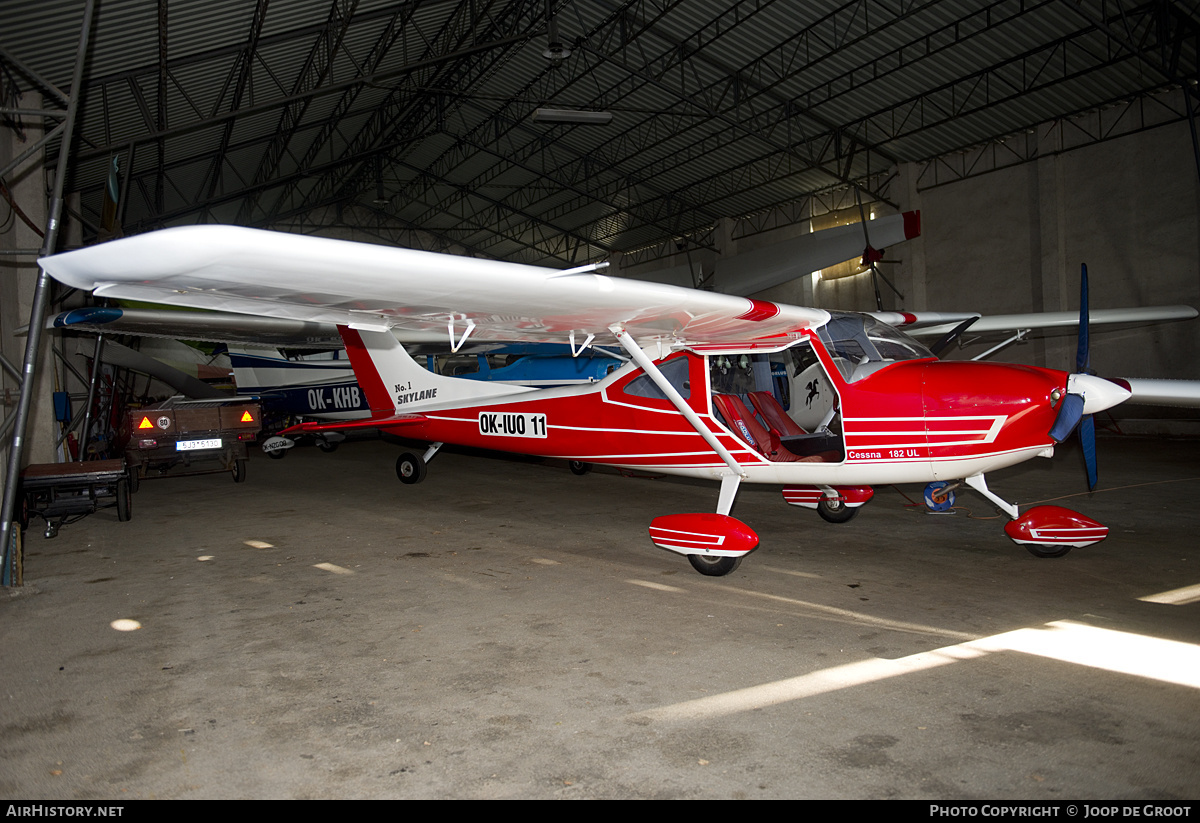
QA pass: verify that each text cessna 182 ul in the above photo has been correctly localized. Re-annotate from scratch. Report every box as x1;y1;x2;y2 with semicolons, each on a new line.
40;226;1190;575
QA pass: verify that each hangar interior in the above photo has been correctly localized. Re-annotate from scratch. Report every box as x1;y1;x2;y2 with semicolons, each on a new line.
1;0;1199;801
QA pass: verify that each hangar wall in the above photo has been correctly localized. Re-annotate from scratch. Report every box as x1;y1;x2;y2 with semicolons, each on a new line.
900;118;1200;384
0;95;59;502
623;116;1199;433
716;119;1199;387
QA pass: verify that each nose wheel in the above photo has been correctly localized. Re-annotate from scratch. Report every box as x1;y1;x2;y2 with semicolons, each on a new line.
1025;544;1072;558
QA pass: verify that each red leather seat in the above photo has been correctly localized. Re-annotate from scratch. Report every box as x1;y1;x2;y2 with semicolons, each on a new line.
748;391;807;437
713;394;810;463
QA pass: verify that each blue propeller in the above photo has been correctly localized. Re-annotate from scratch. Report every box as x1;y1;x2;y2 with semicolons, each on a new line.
1048;264;1099;489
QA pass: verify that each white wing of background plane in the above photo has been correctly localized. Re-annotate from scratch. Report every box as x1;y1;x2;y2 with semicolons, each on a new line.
618;211;920;293
869;310;1200;408
713;211;921;295
40;226;829;349
895;307;1198;339
44;306;454;349
48;306;345;349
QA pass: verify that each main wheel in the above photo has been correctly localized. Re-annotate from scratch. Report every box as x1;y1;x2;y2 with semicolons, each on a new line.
687;554;742;576
817;495;859;524
568;460;592;476
396;452;427;484
317;438;339;453
267;448;287;460
1025;544;1071;559
116;479;132;522
232;459;247;483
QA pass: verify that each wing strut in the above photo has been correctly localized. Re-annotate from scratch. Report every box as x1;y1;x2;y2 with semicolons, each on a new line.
970;330;1029;361
611;326;745;478
569;330;595;357
448;316;476;353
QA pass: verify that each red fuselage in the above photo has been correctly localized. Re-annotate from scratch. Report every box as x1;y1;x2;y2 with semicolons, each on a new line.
373;332;1069;488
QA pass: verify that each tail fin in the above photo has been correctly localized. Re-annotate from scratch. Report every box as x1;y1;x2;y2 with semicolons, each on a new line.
227;347;291;393
338;327;532;414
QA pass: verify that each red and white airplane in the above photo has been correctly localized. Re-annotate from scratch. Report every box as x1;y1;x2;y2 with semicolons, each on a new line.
40;226;1193;575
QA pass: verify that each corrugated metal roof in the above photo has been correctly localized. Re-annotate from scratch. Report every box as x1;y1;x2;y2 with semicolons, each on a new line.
1;0;1194;265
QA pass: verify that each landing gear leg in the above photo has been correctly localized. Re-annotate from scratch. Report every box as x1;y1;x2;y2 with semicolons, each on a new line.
681;475;749;575
964;474;1018;519
717;474;741;515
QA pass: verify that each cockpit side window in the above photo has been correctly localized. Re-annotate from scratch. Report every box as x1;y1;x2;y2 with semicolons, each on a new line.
623;355;691;400
708;353;771;397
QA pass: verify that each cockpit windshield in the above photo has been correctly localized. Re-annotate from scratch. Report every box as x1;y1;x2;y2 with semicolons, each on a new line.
817;312;935;382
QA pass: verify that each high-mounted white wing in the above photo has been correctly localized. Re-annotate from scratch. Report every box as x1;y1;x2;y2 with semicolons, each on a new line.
41;226;827;348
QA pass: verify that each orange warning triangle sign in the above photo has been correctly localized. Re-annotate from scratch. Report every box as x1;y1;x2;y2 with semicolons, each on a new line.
240;410;254;422
138;416;154;429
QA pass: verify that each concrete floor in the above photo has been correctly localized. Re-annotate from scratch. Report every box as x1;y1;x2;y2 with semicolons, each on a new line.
2;434;1198;800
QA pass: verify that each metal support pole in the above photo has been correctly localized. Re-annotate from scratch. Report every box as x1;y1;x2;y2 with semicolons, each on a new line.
1184;77;1200;186
0;0;96;582
78;334;105;459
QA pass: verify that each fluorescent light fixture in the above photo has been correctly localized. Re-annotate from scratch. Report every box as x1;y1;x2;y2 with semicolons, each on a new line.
532;108;613;125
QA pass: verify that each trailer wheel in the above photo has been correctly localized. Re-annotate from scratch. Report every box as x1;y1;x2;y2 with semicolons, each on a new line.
116;479;132;522
128;467;140;494
232;459;247;483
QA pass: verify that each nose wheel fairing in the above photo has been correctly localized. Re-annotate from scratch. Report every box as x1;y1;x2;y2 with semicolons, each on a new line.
1004;506;1109;554
957;474;1110;556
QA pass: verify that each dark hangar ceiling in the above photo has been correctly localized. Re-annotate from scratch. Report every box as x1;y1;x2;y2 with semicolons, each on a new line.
2;0;1198;267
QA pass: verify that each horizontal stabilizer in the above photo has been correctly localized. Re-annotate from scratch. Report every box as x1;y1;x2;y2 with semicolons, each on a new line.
279;414;426;436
